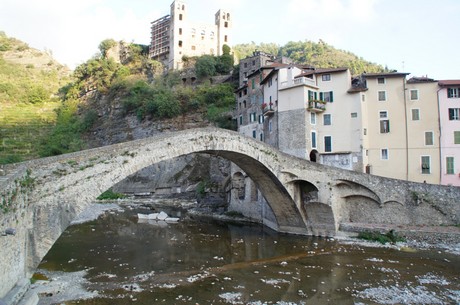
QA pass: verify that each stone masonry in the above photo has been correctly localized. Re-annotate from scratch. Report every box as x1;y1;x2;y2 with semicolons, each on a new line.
0;127;459;301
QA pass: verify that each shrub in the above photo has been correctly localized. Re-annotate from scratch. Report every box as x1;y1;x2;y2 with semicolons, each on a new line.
97;189;126;200
357;230;405;244
196;55;217;79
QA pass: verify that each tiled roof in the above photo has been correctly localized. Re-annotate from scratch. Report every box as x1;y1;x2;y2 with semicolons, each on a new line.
295;67;348;78
407;76;437;83
438;80;460;86
363;72;409;78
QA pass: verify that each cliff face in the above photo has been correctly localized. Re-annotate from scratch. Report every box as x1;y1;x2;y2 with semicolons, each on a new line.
83;91;231;209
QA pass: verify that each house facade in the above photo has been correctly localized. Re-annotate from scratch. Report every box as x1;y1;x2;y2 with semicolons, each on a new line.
234;53;458;186
438;80;460;186
149;0;232;70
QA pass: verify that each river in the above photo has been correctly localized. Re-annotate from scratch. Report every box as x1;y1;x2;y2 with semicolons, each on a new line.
31;202;460;305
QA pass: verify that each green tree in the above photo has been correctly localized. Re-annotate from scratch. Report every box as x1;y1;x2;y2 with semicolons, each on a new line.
98;39;117;58
195;55;217;79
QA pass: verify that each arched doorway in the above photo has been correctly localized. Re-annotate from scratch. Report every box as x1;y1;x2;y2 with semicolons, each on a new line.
309;150;319;162
232;172;245;200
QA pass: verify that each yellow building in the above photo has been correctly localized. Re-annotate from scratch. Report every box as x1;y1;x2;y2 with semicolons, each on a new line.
361;73;440;183
149;0;232;70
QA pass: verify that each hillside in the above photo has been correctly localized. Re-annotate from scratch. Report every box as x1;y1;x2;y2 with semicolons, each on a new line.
1;34;392;164
0;31;71;163
233;40;388;75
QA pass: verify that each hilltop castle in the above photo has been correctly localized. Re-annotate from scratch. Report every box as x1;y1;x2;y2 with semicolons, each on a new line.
149;0;232;70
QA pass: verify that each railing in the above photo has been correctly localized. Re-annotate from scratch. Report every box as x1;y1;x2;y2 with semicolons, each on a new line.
280;77;316;89
307;101;326;113
263;106;275;116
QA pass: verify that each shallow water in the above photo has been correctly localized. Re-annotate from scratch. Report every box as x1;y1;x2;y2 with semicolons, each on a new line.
35;205;460;305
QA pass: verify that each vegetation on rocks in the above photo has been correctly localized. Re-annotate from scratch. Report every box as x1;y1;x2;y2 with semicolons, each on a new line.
97;189;127;200
233;40;388;75
1;32;388;164
357;230;406;244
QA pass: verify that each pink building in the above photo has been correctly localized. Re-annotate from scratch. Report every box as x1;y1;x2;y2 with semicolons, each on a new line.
438;80;460;186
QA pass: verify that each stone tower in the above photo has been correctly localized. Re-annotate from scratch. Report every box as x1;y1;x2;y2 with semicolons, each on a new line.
215;9;232;56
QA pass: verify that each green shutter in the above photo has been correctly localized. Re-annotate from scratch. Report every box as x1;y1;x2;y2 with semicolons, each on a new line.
319;92;323;101
330;91;334;102
446;157;454;174
314;92;318;100
455;131;460;144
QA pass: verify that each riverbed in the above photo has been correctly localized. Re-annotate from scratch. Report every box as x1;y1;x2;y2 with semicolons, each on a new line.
31;203;460;305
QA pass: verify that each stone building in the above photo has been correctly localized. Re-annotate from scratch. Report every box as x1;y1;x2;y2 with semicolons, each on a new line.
149;0;232;70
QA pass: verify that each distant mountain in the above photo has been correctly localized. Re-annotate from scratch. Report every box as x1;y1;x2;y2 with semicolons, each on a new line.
233;40;388;76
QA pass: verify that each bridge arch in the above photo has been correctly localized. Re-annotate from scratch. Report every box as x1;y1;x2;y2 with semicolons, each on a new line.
1;127;459;299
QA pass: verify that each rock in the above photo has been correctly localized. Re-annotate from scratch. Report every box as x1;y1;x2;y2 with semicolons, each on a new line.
157;211;168;221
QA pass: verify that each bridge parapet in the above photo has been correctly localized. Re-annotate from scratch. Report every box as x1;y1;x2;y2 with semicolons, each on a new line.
0;127;459;301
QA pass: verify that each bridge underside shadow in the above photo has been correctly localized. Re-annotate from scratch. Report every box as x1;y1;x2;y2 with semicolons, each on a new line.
204;150;308;234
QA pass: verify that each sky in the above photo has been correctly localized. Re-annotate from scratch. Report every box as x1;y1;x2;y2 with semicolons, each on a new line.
0;0;459;79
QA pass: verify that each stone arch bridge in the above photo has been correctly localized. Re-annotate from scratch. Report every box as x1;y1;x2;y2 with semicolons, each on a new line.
0;127;459;300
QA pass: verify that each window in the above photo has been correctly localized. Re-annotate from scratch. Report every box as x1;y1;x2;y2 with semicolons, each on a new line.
364;128;367;135
268;78;273;87
381;149;388;160
425;131;434;146
250;112;256;122
179;28;182;35
351;112;358;118
380;120;390;133
224;21;228;28
201;30;205;36
378;91;386;101
224;35;228;42
311;131;317;148
178;40;183;47
448;88;459;98
446;157;455;175
210;31;214;37
322;74;331;81
449;108;459;120
260;133;264;141
252;60;255;66
239;115;242;125
310;113;316;125
379;111;390;133
179;14;183;20
320;91;334;102
410;89;419;100
377;77;385;84
361;94;366;102
243;100;246;108
269;121;272;132
244;62;247;68
191;45;196;50
323;114;331;125
421;156;431;174
258;115;264;124
252;130;256;138
308;90;318;101
455;131;460;144
324;136;332;152
251;79;255;89
412;109;420;121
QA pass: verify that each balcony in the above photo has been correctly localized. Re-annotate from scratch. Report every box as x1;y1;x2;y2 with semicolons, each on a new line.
307;100;326;113
263;106;275;116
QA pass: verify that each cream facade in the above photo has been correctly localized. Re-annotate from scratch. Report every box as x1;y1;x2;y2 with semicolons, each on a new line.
150;0;231;70
438;80;460;186
235;54;458;185
361;73;441;184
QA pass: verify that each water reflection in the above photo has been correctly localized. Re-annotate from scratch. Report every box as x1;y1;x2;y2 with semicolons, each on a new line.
35;205;460;305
